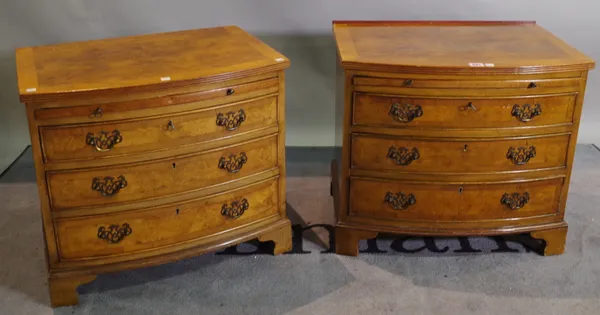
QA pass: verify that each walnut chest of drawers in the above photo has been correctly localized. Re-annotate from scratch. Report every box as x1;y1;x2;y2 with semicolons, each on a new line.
331;21;595;256
16;26;291;306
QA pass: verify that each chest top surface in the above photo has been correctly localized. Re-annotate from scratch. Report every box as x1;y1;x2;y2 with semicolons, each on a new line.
16;25;289;101
333;21;594;74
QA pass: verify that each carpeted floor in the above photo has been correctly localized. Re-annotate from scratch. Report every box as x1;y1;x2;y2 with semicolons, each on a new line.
1;145;600;314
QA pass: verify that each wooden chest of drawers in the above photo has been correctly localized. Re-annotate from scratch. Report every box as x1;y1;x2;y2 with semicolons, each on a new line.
16;26;291;306
331;21;595;256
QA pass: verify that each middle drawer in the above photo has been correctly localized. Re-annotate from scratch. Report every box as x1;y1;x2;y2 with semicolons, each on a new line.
46;135;278;211
351;134;569;174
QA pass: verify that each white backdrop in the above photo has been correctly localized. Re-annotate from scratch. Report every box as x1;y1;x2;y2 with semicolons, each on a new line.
1;0;598;171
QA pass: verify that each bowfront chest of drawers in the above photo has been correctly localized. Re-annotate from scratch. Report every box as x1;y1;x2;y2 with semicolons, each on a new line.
16;26;291;306
331;21;595;256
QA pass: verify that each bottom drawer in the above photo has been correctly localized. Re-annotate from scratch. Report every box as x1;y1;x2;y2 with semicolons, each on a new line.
55;178;280;260
349;177;563;222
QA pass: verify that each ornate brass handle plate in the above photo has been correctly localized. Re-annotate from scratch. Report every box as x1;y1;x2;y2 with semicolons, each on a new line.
506;146;536;165
500;192;530;210
86;130;123;152
97;223;132;244
384;191;416;210
92;175;127;197
221;198;249;219
387;146;420;166
388;103;423;123
216;109;246;131
218;152;248;173
512;104;542;122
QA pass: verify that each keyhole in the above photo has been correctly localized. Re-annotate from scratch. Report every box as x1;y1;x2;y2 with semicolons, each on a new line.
172;163;176;169
459;187;464;194
463;144;468;152
176;208;180;215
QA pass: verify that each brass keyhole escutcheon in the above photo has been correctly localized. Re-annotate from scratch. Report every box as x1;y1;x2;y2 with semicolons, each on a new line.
176;208;180;215
172;163;176;169
463;144;468;152
459;187;464;194
167;120;176;131
467;102;476;111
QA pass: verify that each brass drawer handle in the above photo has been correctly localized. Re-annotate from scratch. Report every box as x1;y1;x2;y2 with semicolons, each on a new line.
86;130;123;152
501;192;530;210
89;107;103;118
226;88;235;95
97;223;132;244
404;79;413;86
528;82;538;89
512;104;542;122
92;175;127;197
221;198;249;219
216;109;246;131
387;146;420;166
384;191;416;210
218;152;248;173
506;146;536;165
389;103;423;123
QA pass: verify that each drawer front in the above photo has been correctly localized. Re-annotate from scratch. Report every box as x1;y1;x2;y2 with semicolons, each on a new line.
34;77;279;123
351;134;569;173
353;93;577;128
353;76;580;89
349;177;563;222
47;136;278;210
40;96;277;163
55;178;279;260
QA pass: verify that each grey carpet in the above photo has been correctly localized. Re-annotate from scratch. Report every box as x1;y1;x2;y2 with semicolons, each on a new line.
1;145;600;314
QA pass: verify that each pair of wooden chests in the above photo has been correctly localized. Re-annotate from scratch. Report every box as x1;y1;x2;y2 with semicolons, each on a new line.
15;21;594;306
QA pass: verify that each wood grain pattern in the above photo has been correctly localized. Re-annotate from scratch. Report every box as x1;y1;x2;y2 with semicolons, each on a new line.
17;26;291;306
48;274;96;307
353;93;577;129
40;96;277;162
333;21;595;74
351;134;569;173
34;77;278;123
530;225;568;255
353;76;580;89
349;177;563;222
16;26;289;101
56;178;279;260
332;21;593;257
334;226;378;257
47;135;278;210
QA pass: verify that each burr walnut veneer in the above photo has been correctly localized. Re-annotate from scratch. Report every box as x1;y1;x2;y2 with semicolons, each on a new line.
16;26;291;307
331;21;595;256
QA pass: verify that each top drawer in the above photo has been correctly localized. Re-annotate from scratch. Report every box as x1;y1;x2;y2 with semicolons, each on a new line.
34;77;279;125
353;92;577;129
353;76;580;90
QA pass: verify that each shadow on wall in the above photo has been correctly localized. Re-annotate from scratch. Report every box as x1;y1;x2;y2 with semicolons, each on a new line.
258;34;338;147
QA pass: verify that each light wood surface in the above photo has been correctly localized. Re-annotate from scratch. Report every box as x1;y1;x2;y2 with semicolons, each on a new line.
349;177;563;221
353;93;577;129
17;26;291;306
56;178;279;260
332;20;594;257
40;96;277;162
333;21;595;74
16;26;289;100
350;134;569;173
47;135;278;210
